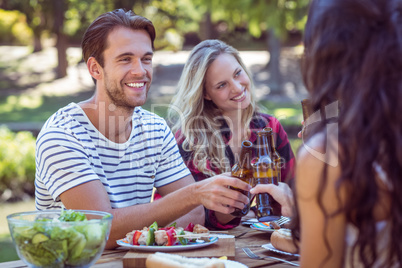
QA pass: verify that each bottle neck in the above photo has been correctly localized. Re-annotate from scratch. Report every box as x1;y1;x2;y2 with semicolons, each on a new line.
256;133;272;163
238;142;253;169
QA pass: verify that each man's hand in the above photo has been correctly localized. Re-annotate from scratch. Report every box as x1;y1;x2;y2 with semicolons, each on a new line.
250;182;294;217
193;172;251;214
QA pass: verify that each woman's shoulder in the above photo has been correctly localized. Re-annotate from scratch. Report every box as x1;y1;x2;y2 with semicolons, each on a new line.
251;112;274;128
296;132;341;191
251;113;287;134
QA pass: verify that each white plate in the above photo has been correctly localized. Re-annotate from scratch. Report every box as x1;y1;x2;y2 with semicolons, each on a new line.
116;237;219;252
241;218;259;225
262;243;300;257
250;222;276;233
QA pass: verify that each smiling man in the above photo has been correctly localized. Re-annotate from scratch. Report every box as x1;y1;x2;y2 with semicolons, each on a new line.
35;9;251;249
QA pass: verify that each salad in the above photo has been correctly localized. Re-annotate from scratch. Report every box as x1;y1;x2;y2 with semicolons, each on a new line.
9;209;111;267
124;222;209;246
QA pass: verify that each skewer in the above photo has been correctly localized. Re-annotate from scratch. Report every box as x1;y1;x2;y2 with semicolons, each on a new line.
175;232;229;238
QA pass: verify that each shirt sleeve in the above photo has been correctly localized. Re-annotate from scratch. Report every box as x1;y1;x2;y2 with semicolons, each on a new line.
35;128;100;202
268;117;296;183
175;132;241;230
153;124;191;188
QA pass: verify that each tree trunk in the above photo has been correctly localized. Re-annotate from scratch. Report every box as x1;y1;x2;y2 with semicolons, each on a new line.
54;0;68;78
266;28;282;94
200;12;213;40
114;0;134;10
56;33;68;78
32;30;42;53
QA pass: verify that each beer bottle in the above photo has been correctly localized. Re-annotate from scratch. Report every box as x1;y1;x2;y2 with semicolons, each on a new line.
253;130;281;222
301;98;313;138
230;140;254;217
263;127;282;182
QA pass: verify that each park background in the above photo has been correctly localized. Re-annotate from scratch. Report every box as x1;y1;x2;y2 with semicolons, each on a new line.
0;0;310;262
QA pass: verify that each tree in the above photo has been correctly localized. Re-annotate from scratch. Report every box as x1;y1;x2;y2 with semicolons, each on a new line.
191;0;309;94
0;0;51;52
53;0;68;78
245;0;309;94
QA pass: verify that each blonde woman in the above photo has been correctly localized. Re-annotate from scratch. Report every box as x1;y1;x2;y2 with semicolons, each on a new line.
168;40;295;229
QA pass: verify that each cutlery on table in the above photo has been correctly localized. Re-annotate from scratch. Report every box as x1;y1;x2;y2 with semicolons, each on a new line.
242;216;291;227
242;247;300;267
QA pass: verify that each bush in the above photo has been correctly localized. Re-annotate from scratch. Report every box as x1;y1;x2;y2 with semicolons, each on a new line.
0;9;33;45
0;126;36;201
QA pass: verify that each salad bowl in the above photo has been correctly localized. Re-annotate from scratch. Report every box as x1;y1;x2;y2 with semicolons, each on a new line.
7;209;112;268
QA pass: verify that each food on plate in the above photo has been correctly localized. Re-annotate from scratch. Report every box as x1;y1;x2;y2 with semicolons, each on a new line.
193;224;209;234
269;221;281;229
270;228;298;254
124;222;209;247
145;252;225;268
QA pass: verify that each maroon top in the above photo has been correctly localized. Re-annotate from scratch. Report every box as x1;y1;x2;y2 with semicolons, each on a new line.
175;113;296;229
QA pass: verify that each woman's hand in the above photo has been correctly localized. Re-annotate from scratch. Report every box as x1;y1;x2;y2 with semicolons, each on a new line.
194;172;251;214
250;182;294;217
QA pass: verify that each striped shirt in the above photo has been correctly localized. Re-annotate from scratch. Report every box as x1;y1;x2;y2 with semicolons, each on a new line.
35;103;190;210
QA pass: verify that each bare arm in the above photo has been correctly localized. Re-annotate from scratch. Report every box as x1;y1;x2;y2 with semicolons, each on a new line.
60;173;250;249
296;137;346;268
157;175;205;228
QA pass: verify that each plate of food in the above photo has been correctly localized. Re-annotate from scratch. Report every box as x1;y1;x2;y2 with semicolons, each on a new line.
241;218;259;226
116;221;219;252
250;221;277;233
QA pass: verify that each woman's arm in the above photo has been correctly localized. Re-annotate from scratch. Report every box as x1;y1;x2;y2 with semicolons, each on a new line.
296;138;347;268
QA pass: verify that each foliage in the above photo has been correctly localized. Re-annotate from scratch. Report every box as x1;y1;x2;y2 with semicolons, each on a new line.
0;9;33;45
0;126;36;202
242;0;310;39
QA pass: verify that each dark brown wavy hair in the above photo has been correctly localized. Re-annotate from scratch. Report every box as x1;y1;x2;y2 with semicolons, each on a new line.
292;0;402;267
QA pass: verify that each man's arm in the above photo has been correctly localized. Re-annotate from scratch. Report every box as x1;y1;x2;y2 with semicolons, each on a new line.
157;174;205;228
60;173;250;249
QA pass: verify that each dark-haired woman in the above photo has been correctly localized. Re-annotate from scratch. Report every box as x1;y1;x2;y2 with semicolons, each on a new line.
252;0;402;267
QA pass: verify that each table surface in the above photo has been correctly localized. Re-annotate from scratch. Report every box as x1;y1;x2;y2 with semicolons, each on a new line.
0;224;300;268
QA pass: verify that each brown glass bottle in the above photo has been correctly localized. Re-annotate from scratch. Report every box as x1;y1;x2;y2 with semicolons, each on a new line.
230;140;254;217
253;131;281;222
301;98;313;138
263;127;282;182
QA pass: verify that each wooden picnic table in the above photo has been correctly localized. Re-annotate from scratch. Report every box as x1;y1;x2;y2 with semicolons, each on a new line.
1;224;300;268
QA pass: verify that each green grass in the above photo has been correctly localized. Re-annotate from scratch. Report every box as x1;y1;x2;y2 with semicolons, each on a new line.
0;234;18;263
0;91;94;123
259;100;303;126
0;199;35;263
0;94;303;129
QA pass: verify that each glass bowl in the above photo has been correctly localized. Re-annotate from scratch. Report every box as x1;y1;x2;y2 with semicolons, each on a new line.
7;209;113;268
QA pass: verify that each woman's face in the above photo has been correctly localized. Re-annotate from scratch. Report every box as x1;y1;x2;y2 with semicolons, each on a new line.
204;53;251;116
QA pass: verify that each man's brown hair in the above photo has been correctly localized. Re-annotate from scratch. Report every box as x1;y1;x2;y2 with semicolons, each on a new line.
81;9;155;69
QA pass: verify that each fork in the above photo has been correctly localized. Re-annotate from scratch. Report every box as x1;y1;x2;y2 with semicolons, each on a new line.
276;216;290;226
242;247;300;266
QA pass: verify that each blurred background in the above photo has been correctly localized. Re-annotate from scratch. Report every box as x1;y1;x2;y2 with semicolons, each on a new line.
0;0;309;262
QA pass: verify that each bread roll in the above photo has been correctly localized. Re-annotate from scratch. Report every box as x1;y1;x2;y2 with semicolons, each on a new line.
146;252;225;268
270;228;298;254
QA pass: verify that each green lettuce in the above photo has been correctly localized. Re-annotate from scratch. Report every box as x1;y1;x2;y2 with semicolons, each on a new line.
11;209;110;268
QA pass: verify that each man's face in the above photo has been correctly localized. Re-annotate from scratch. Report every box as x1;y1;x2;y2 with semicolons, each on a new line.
101;27;153;109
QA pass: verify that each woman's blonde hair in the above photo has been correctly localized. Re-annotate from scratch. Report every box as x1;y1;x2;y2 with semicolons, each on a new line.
168;39;257;177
